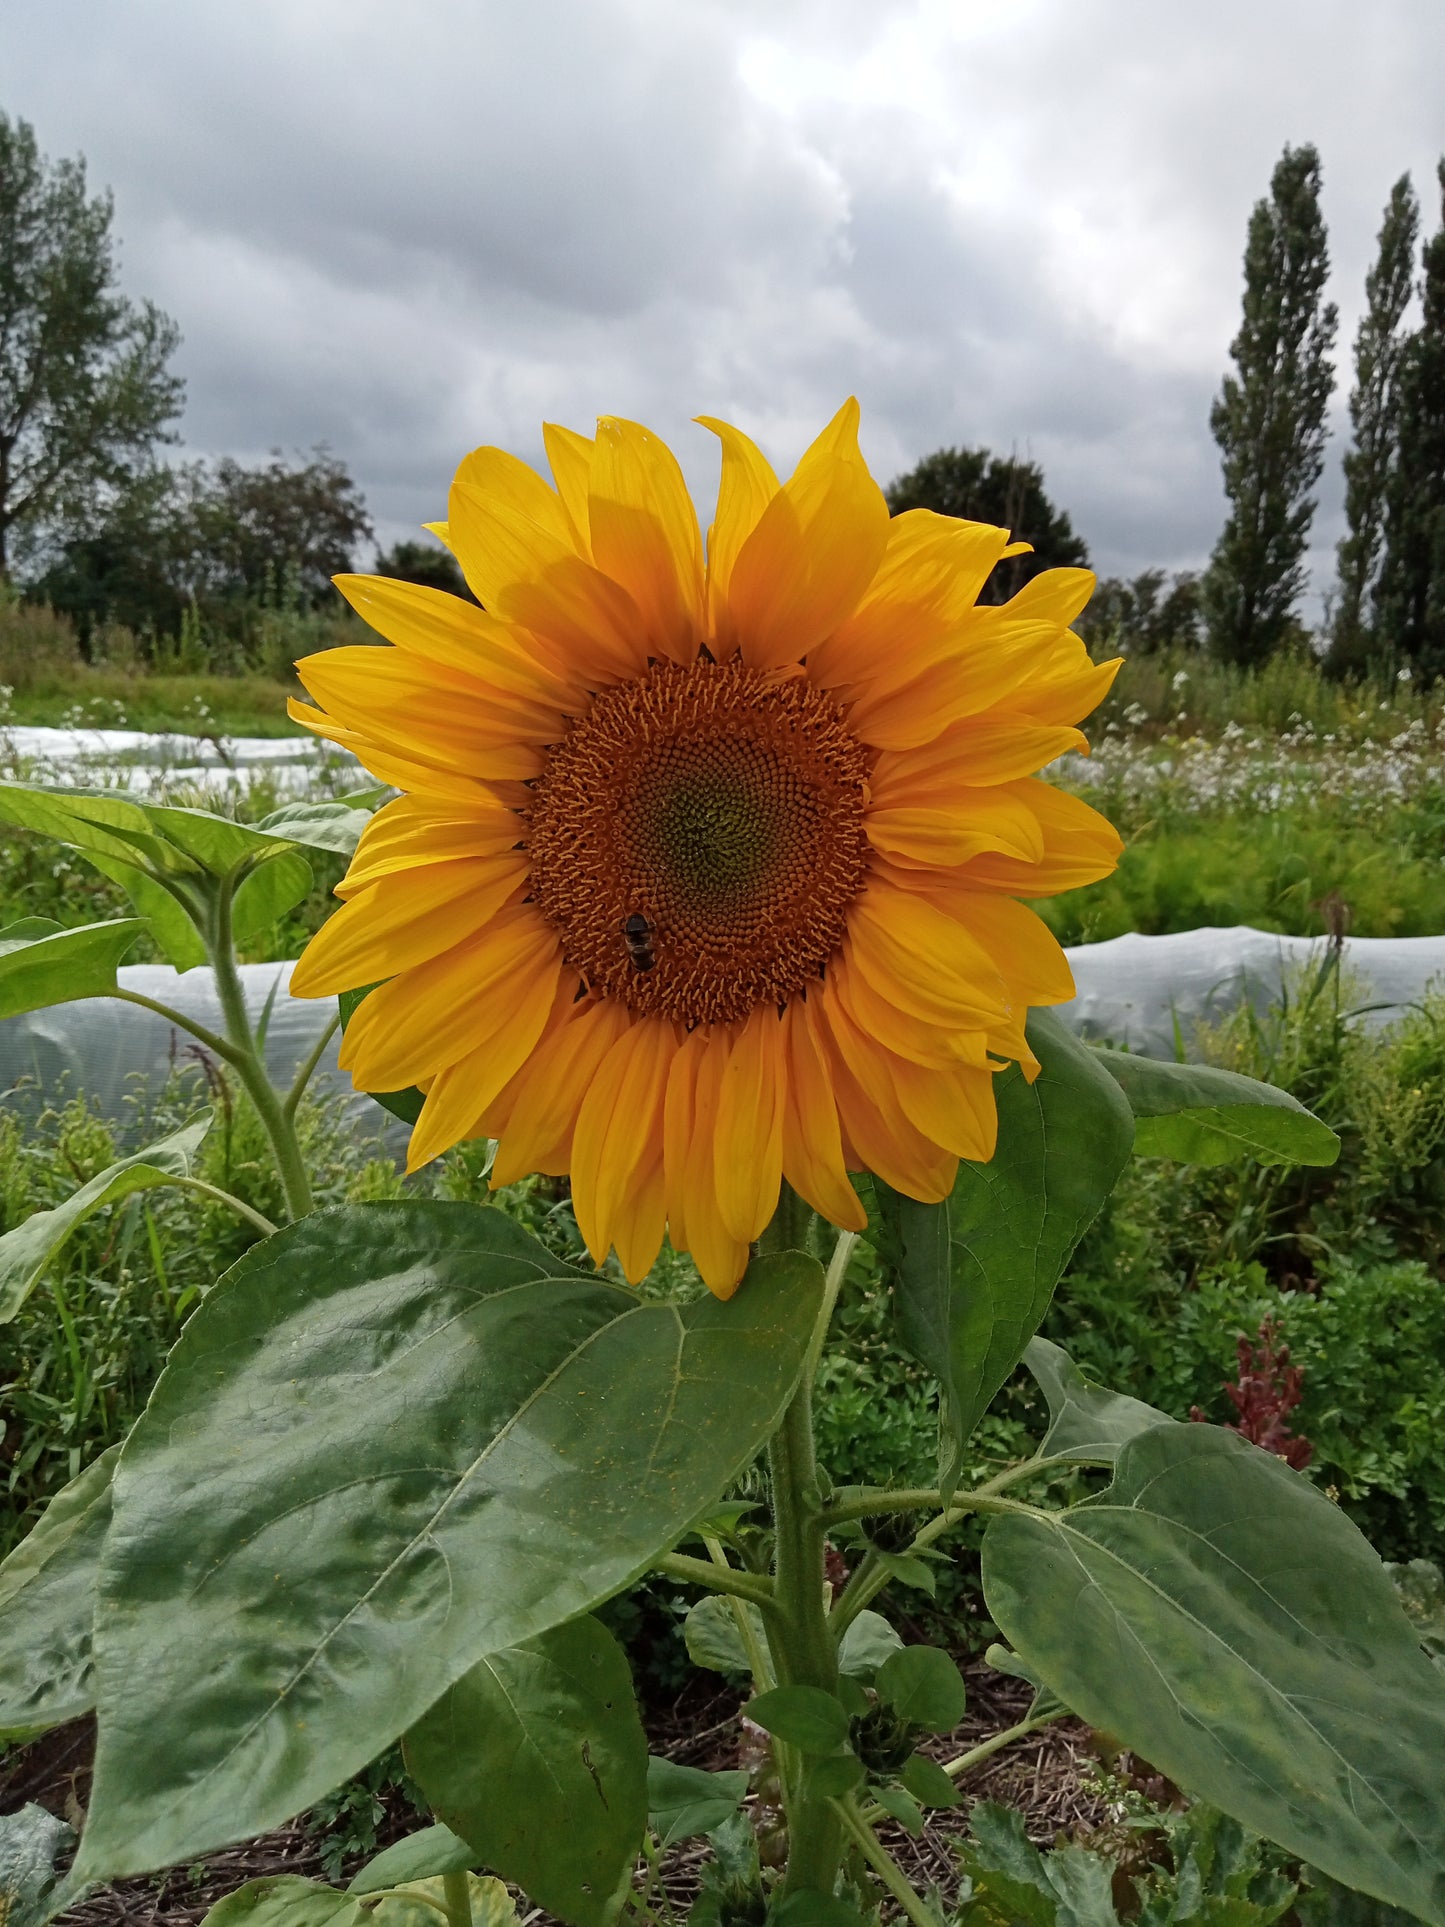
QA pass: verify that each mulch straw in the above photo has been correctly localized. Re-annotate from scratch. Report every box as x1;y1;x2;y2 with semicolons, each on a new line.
3;1662;1119;1924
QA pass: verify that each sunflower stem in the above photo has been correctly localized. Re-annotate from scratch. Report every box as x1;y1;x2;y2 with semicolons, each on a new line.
204;877;314;1222
759;1185;845;1895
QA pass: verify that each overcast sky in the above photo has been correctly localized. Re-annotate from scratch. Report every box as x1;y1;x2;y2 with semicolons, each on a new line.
3;0;1444;609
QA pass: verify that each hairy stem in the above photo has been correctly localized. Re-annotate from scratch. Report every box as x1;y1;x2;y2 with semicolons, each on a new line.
833;1797;941;1927
653;1551;774;1608
762;1194;850;1895
441;1869;474;1926
163;1174;279;1239
206;882;314;1221
283;1007;341;1120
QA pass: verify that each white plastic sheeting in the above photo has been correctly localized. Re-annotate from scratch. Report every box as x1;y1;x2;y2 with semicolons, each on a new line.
0;960;407;1152
3;928;1442;1137
1;725;358;797
1062;926;1445;1058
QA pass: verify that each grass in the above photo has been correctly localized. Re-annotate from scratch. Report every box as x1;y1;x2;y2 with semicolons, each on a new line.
3;671;305;736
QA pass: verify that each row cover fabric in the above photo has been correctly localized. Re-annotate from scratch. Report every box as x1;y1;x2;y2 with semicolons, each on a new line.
2;725;359;798
3;927;1442;1138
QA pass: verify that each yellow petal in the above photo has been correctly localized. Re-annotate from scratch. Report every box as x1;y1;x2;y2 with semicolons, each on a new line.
340;906;560;1090
815;991;958;1200
696;416;781;659
713;1006;785;1243
286;702;507;805
295;648;557;773
289;854;526;998
682;1025;752;1298
589;417;706;665
332;574;581;708
543;422;595;555
781;1000;867;1231
958;783;1124;897
490;996;632;1183
848;884;1010;1030
865;781;1046;869
404;950;562;1172
1005;646;1123;727
888;1055;999;1162
808;511;1010;688
449;472;649;682
829;949;986;1069
934;891;1076;1007
843;615;1068;749
1004;566;1097;627
728;398;890;671
571;1018;676;1275
337;794;522;898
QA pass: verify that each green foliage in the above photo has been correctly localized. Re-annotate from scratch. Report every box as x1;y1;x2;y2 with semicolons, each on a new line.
880;1011;1135;1494
72;1209;819;1880
303;1744;426;1885
0;110;183;579
1040;810;1445;946
1330;174;1420;674
952;1800;1298;1927
32;451;374;663
1377;161;1445;681
983;1422;1445;1922
1077;569;1201;656
0;1079;395;1558
883;446;1089;602
403;1617;648;1927
1204;143;1338;665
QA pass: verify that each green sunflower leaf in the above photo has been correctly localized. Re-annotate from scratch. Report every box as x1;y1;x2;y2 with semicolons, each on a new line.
1022;1335;1173;1467
0;916;146;1019
982;1422;1445;1924
1090;1046;1341;1167
879;1008;1135;1497
0;1446;116;1740
404;1615;647;1927
75;1202;821;1883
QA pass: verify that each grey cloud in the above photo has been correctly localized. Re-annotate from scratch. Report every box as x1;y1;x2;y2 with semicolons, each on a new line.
2;0;1442;601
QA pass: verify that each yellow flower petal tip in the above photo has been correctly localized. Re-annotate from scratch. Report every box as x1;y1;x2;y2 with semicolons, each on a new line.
296;405;1121;1295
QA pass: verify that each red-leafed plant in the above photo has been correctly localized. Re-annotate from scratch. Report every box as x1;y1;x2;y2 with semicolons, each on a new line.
1192;1316;1313;1469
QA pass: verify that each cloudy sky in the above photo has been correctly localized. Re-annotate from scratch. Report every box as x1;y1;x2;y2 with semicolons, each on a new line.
3;0;1444;606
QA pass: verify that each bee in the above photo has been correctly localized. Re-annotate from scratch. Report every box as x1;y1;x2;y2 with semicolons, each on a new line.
621;912;656;972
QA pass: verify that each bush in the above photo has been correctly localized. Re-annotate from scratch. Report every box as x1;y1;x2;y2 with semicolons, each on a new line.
0;596;81;692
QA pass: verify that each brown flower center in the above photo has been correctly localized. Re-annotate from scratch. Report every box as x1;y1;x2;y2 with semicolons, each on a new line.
526;659;871;1025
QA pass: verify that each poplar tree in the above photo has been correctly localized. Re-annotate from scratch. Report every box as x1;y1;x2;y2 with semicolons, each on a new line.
1328;175;1419;673
1203;144;1338;665
1376;161;1445;680
0;110;183;580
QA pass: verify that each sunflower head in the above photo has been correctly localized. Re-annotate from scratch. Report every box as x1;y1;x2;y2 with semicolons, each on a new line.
288;401;1122;1296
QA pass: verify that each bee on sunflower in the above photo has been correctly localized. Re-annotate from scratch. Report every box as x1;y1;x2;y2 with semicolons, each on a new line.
288;401;1122;1295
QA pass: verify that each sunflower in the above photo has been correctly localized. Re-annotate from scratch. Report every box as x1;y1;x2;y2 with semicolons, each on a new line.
288;401;1122;1296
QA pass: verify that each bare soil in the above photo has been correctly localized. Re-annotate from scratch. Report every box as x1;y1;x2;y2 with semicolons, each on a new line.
1;1659;1122;1925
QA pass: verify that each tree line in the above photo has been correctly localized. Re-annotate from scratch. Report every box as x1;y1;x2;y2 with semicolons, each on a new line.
1;106;1440;678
